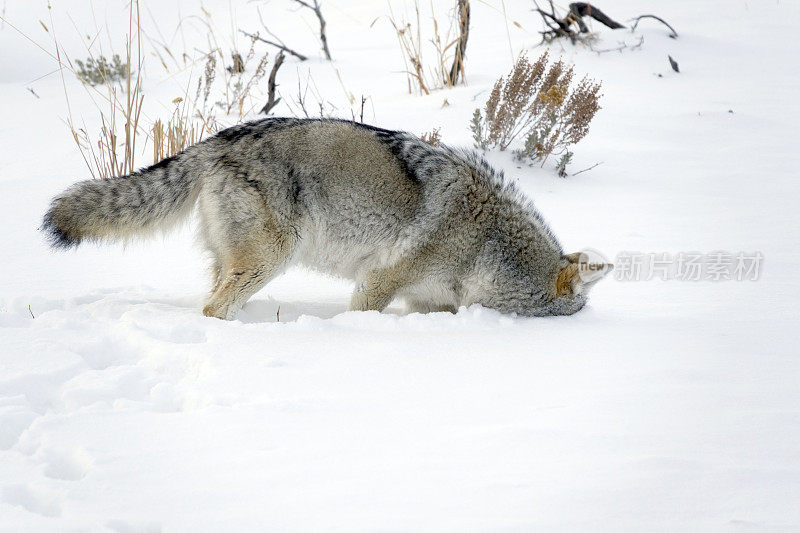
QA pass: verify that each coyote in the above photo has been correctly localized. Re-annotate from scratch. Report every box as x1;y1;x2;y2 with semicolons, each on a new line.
43;118;612;319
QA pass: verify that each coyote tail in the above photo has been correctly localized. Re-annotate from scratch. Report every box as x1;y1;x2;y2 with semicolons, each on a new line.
42;153;202;248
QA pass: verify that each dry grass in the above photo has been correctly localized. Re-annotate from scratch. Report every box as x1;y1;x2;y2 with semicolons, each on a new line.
56;0;146;179
471;51;601;170
152;104;203;163
48;2;269;178
421;127;442;146
389;0;470;95
13;1;279;181
215;34;271;117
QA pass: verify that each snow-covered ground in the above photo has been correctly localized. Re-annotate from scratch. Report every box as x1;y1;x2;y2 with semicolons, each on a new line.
1;0;799;530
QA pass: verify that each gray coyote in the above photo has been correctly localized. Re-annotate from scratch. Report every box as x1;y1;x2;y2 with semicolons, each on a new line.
43;118;612;319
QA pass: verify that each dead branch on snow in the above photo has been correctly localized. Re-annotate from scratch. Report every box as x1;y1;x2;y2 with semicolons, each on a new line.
260;50;285;115
290;0;332;60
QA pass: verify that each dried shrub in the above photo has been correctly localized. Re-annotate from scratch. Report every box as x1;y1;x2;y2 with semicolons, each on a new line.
52;1;220;178
421;127;442;146
74;54;128;86
62;2;146;179
389;0;470;95
471;51;601;172
215;36;271;117
195;53;217;114
152;99;211;164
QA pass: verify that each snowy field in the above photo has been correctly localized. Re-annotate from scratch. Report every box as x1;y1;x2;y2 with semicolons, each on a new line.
1;0;799;530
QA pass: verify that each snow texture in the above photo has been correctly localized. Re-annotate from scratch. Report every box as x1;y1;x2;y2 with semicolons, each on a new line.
1;0;799;530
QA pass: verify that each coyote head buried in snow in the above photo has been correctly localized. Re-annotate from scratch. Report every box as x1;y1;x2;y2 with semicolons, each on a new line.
42;118;613;320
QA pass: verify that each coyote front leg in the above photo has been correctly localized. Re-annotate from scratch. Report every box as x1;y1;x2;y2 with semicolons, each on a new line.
349;265;413;312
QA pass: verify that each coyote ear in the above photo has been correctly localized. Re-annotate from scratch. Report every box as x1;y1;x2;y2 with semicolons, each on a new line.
556;263;580;296
557;256;614;296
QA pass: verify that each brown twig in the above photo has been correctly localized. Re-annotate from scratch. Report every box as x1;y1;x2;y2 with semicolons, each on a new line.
421;127;442;146
630;14;678;38
260;50;285;115
295;71;311;118
446;0;470;86
290;0;332;60
592;35;644;54
239;29;307;61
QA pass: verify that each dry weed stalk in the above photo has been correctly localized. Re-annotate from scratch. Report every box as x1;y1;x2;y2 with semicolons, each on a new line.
190;8;276;120
446;0;469;86
390;2;428;95
290;0;332;60
195;53;218;111
471;51;601;172
51;2;224;178
60;0;146;179
152;115;200;163
421;127;442;146
389;0;470;96
214;35;271;117
19;0;263;183
283;68;337;119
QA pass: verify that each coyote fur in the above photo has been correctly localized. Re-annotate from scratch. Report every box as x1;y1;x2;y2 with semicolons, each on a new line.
43;118;612;320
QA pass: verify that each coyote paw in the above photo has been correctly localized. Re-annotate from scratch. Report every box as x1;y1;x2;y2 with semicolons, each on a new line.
202;303;237;320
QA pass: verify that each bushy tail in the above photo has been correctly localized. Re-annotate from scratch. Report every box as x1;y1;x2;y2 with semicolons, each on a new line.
42;154;202;248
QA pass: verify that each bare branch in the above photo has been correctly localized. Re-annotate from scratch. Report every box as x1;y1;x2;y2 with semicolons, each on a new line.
532;0;576;44
294;70;311;118
260;51;285;115
568;3;625;31
591;35;644;54
630;14;678;38
290;0;332;60
572;161;603;176
239;29;307;61
533;1;675;52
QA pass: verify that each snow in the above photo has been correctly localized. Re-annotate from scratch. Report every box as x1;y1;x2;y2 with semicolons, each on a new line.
1;0;799;530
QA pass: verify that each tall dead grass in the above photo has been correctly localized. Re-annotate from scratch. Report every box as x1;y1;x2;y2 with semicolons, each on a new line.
389;0;470;95
44;1;276;177
50;1;146;179
152;103;203;163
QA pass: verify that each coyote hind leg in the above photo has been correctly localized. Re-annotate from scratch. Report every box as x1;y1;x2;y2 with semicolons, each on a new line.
198;166;298;320
203;242;293;320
